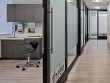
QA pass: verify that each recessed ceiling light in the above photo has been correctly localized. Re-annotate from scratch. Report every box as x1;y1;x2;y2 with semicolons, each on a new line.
92;0;102;2
67;0;73;2
94;6;100;9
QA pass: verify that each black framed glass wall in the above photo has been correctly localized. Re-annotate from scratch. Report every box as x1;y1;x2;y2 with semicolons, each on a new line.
89;10;107;39
81;1;84;49
80;1;88;51
67;0;78;67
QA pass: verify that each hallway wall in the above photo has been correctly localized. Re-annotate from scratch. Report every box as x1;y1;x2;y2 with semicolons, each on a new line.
107;2;110;47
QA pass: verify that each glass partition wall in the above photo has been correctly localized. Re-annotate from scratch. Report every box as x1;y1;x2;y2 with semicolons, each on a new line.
49;0;66;82
80;1;88;51
67;0;78;67
89;10;107;39
81;1;84;49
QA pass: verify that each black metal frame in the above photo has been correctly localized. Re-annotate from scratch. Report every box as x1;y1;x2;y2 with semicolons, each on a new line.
43;0;50;83
87;7;89;41
77;0;81;55
77;0;89;55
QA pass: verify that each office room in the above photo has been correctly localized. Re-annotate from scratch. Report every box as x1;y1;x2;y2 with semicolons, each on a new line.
0;0;44;83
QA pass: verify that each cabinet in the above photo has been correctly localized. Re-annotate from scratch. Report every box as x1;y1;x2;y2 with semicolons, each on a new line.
15;5;25;22
1;38;42;59
25;5;34;22
1;41;13;58
33;5;43;22
12;40;24;59
7;4;16;22
7;4;43;22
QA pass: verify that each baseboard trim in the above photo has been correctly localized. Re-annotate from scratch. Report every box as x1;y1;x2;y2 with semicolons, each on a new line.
0;58;3;60
67;56;79;74
57;55;79;83
56;70;67;83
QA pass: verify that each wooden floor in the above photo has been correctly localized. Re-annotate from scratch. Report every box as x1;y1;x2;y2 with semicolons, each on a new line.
66;40;110;83
0;60;43;83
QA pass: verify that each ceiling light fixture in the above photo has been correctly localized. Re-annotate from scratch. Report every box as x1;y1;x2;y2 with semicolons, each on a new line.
94;6;100;9
67;0;73;2
92;0;102;2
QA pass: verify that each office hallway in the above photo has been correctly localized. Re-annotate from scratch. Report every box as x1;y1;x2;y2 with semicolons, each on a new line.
66;40;110;83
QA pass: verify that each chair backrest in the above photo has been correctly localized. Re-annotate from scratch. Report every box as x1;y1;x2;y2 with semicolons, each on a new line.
29;40;42;59
29;40;39;50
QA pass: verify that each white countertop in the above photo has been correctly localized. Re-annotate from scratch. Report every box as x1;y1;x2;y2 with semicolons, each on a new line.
0;36;42;40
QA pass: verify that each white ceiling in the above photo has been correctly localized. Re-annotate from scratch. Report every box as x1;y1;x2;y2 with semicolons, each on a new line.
83;0;110;9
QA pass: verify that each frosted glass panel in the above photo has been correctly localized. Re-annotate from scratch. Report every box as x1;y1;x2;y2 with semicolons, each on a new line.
89;11;98;38
99;11;107;36
67;0;78;67
50;0;65;82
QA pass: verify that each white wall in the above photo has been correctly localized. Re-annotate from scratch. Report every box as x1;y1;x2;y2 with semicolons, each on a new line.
107;2;110;47
0;0;12;58
0;0;12;35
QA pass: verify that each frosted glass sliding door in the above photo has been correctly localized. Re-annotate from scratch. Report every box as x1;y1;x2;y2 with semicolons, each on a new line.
50;0;65;82
67;0;78;67
98;11;107;37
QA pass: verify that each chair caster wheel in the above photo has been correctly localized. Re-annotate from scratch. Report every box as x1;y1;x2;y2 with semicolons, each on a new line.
22;68;25;71
37;65;39;68
38;61;40;64
16;65;19;68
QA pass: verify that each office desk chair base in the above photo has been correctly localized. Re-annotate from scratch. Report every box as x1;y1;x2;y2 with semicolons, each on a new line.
16;41;41;71
16;60;40;71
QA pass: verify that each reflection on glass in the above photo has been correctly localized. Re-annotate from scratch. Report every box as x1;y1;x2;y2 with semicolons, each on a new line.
81;2;84;47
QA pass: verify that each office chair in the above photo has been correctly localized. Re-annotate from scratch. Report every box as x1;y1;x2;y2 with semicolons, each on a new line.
16;40;42;71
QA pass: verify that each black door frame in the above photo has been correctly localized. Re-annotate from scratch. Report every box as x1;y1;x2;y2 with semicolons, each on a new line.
87;7;89;41
43;0;50;83
77;0;81;55
85;6;89;43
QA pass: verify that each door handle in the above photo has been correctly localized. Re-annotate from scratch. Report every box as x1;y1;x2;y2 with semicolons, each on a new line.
48;7;53;54
51;7;53;53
